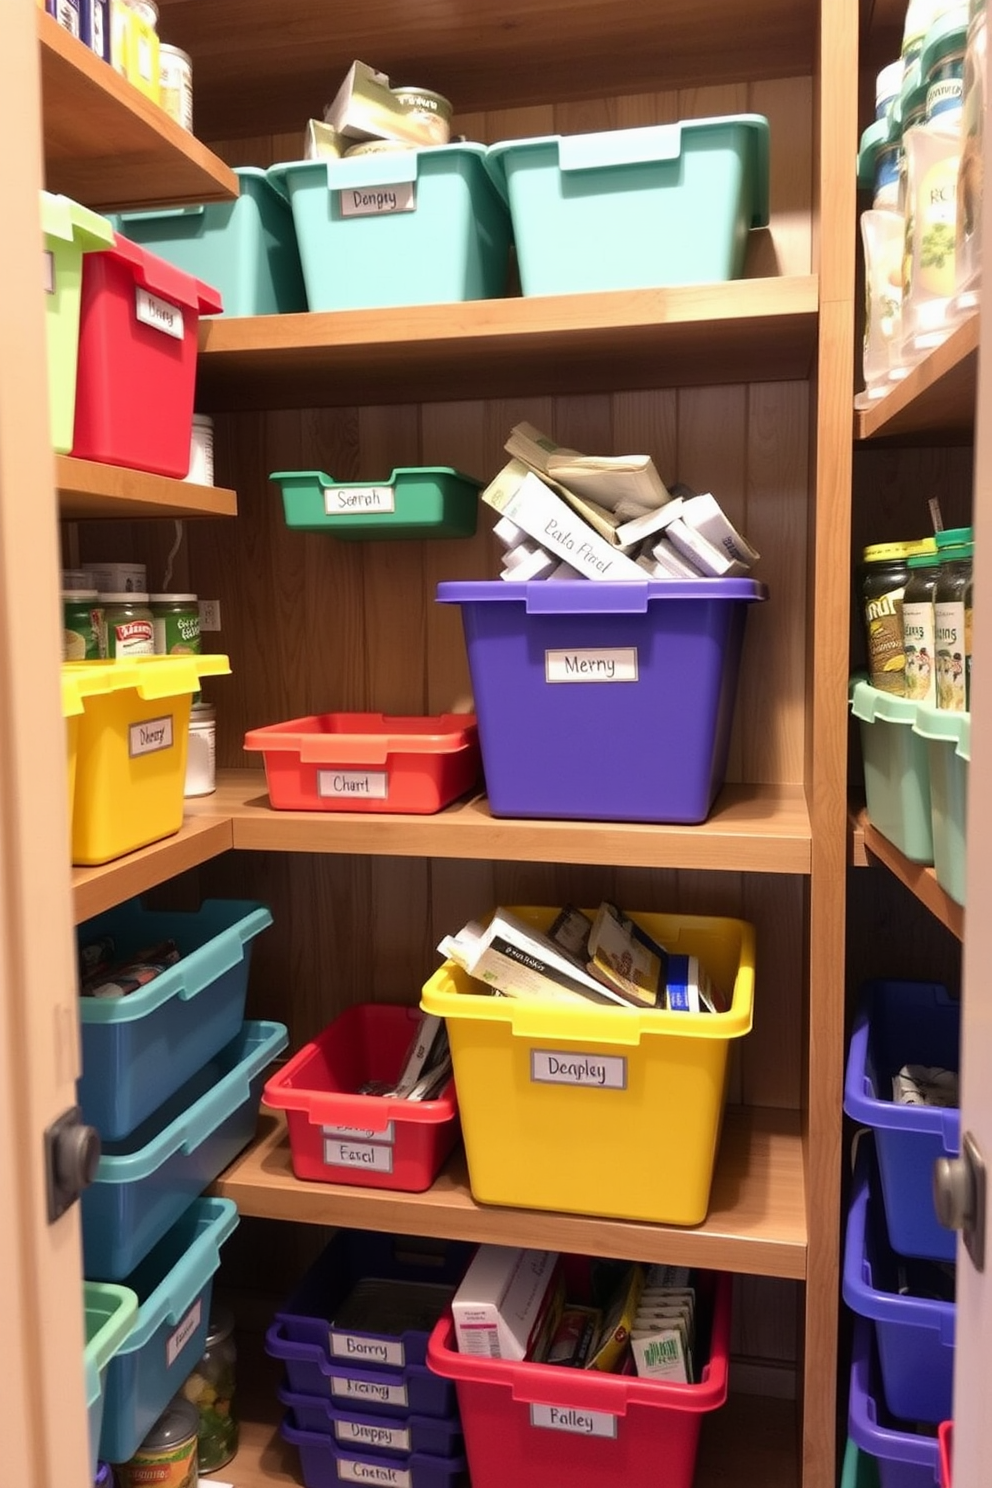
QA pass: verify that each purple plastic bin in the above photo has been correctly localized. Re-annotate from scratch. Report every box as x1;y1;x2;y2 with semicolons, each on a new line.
849;1318;941;1488
844;980;960;1262
280;1415;469;1488
265;1321;458;1417
279;1384;463;1457
436;579;766;823
843;1141;955;1425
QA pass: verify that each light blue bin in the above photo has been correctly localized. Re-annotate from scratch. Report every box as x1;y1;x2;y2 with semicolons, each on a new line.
98;1197;238;1465
84;1282;137;1481
851;679;934;863
77;898;273;1141
111;167;307;316
485;115;770;296
913;705;969;906
268;146;512;310
83;1019;287;1281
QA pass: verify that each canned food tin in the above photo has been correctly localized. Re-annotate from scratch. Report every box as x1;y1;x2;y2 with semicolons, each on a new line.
115;1397;199;1488
160;43;193;131
63;589;104;661
150;593;201;655
101;592;154;658
391;85;453;144
343;138;416;157
186;413;214;485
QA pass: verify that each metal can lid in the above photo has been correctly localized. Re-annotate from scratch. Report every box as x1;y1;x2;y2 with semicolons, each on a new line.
391;86;453;118
135;1396;199;1453
863;540;919;562
63;589;100;599
935;525;973;546
206;1304;235;1345
192;412;214;428
150;593;198;603
907;551;942;567
100;591;151;603
128;0;159;22
190;703;217;725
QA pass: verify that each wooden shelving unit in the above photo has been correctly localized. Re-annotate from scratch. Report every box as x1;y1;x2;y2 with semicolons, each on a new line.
854;313;979;443
850;806;964;941
56;456;238;520
71;808;232;923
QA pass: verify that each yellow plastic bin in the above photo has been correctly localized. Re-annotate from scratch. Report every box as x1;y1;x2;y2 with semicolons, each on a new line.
68;655;230;865
420;908;755;1225
42;192;114;453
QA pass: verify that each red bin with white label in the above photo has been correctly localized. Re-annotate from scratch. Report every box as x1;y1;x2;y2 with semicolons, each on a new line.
71;232;221;476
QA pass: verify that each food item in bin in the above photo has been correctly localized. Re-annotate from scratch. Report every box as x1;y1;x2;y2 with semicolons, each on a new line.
182;1307;239;1473
585;1262;644;1371
545;1305;602;1367
80;938;180;998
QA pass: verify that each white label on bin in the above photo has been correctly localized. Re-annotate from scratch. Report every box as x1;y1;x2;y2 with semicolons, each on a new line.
323;1121;396;1144
335;1419;412;1454
337;1460;411;1487
165;1297;202;1366
545;648;639;683
135;286;185;340
331;1375;409;1409
529;1404;618;1438
43;250;55;294
318;770;389;801
324;486;396;515
338;184;417;217
128;714;175;758
324;1138;395;1173
331;1330;405;1368
530;1050;627;1090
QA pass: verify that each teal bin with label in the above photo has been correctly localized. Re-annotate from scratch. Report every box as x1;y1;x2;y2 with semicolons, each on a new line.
913;704;969;905
271;466;482;539
111;166;307;317
267;146;512;310
84;1282;138;1481
485;115;770;296
42;192;114;452
851;678;935;863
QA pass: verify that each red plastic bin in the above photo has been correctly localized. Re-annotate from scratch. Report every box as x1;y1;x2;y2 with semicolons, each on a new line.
71;233;222;477
244;712;481;814
263;1004;460;1192
939;1422;952;1488
427;1268;731;1488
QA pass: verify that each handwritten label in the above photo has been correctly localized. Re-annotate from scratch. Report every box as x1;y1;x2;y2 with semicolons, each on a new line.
545;648;638;683
166;1298;202;1367
337;1460;411;1487
331;1375;409;1409
530;1050;627;1090
338;184;416;218
318;770;389;801
323;1121;396;1144
335;1419;411;1454
324;486;396;515
135;286;185;340
128;714;175;758
529;1404;618;1438
43;250;55;295
330;1330;405;1368
324;1138;395;1173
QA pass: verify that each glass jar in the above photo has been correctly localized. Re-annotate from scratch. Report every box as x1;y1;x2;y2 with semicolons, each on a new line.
101;592;154;658
184;703;217;798
150;593;200;656
861;539;937;693
934;527;973;709
902;551;942;704
182;1306;239;1472
63;589;104;661
923;10;969;131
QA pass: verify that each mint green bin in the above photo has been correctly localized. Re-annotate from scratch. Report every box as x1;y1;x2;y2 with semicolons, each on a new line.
84;1281;138;1481
913;704;970;906
485;114;770;296
42;193;114;453
841;1438;881;1488
272;466;482;539
851;678;934;863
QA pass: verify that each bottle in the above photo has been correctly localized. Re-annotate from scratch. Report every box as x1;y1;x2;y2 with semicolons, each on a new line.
933;526;973;709
902;550;942;704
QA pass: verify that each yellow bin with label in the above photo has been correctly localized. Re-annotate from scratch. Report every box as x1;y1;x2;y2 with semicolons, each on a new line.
421;908;755;1225
68;655;230;865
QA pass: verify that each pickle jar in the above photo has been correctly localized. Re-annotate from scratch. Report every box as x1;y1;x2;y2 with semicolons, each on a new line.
902;550;942;703
861;539;936;693
183;1306;239;1472
934;526;973;709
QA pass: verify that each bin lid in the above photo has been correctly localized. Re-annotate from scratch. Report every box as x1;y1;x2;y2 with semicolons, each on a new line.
268;143;493;200
912;701;970;759
62;655;231;702
41;192;114;251
100;231;224;314
437;577;766;615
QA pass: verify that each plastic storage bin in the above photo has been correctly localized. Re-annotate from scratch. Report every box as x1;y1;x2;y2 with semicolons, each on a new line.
427;1269;731;1488
84;1282;138;1480
63;662;116;826
267;148;511;310
71;233;222;476
843;1141;955;1425
843;1438;883;1488
843;979;960;1263
267;1339;458;1420
421;908;754;1225
280;1417;468;1488
271;467;482;540
77;897;272;1140
939;1423;952;1488
485;116;770;295
848;1317;941;1488
279;1384;464;1457
42;192;114;452
112;167;307;317
67;655;231;865
263;1004;460;1192
83;1020;287;1280
850;680;934;863
437;579;765;824
244;712;481;815
98;1197;238;1464
913;705;969;906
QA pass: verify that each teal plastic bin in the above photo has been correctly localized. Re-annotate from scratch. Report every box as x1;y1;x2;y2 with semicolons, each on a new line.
111;167;306;317
485;115;770;296
842;1437;883;1488
913;705;969;906
268;146;512;310
84;1282;138;1481
271;466;482;539
41;193;114;452
851;678;934;863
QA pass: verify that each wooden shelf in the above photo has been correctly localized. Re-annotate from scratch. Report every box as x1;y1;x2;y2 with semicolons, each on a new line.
56;457;238;519
217;771;813;874
850;806;964;941
211;1106;807;1281
39;11;238;211
854;313;979;443
71;806;232;923
196;278;820;410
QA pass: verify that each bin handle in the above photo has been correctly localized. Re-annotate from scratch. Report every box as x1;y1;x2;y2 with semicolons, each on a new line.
558;123;682;172
118;206;206;222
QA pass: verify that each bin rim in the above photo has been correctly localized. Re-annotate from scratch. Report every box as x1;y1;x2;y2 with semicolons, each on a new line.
244;711;477;764
849;676;921;727
42;191;115;250
842;978;961;1143
270;466;483;490
436;577;767;613
83;1282;139;1404
912;702;970;760
267;143;493;201
848;1316;941;1467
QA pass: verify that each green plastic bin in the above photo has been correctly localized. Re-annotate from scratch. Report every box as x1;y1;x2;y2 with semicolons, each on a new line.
841;1437;882;1488
84;1281;138;1481
485;115;770;296
42;193;114;453
271;466;482;540
851;678;934;863
913;704;969;905
111;167;307;317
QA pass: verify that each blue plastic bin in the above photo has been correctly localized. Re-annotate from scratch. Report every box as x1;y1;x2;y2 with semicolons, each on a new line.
82;1019;287;1280
267;147;511;310
265;1329;458;1418
844;979;960;1262
77;898;272;1140
111;167;307;316
850;680;935;863
84;1282;138;1481
485;116;769;296
437;579;766;823
843;1141;955;1425
279;1383;463;1457
849;1317;941;1488
913;705;969;907
280;1416;468;1488
98;1197;238;1464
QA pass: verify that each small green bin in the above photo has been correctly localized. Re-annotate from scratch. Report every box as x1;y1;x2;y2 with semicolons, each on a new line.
913;703;969;906
271;466;482;540
42;193;114;453
84;1281;138;1481
841;1437;882;1488
851;678;934;863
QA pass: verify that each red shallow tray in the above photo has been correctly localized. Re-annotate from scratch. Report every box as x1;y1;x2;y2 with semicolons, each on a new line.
939;1421;952;1488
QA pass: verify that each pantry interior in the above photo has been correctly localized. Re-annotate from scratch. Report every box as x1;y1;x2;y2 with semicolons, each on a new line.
4;0;986;1484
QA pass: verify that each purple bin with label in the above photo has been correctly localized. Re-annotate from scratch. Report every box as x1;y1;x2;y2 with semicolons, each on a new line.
848;1317;941;1488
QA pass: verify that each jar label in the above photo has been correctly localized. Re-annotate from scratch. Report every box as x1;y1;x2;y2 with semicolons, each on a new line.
338;183;417;217
530;1050;626;1090
337;1460;411;1487
331;1375;409;1409
135;286;185;341
916;155;959;296
935;600;968;709
110;618;155;657
864;584;906;694
165;1297;202;1366
529;1404;619;1438
153;611;201;655
324;486;396;514
330;1330;405;1368
115;1436;197;1488
545;647;639;683
902;600;937;704
129;714;175;758
323;1137;395;1173
335;1418;411;1454
318;770;389;800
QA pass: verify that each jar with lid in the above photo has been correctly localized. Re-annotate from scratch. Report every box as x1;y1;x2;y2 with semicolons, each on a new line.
861;538;937;693
922;9;969;131
63;589;104;661
151;594;200;656
114;1396;199;1488
101;592;154;658
182;1305;238;1471
934;526;973;709
902;550;942;703
184;703;217;798
160;43;193;131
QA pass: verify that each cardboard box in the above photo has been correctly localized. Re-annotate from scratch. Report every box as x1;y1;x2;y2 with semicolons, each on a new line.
452;1246;560;1360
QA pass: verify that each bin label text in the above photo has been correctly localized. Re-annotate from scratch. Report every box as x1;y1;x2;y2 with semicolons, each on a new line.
335;1419;412;1454
337;1460;411;1486
318;769;390;800
135;287;185;340
165;1298;202;1366
530;1404;618;1438
324;486;396;514
323;1137;395;1173
545;648;639;683
530;1050;627;1090
331;1375;409;1408
338;184;417;217
331;1329;405;1368
323;1121;396;1144
129;714;175;758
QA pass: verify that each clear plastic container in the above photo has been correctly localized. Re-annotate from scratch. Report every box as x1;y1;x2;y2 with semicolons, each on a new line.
901;122;962;355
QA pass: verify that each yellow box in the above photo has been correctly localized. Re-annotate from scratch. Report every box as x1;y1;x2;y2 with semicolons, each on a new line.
421;907;755;1226
62;667;89;829
67;655;230;865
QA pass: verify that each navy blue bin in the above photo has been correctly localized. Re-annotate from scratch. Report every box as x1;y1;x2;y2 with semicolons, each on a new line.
265;1326;458;1418
848;1317;941;1488
279;1383;463;1457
